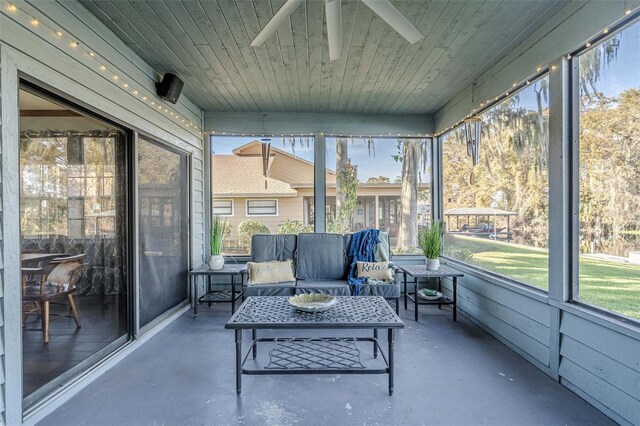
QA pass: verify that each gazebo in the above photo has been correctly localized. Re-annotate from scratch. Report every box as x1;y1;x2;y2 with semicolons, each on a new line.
444;207;517;241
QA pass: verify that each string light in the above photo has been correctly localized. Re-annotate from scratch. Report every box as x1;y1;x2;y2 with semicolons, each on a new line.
11;1;634;140
4;2;203;137
205;131;432;138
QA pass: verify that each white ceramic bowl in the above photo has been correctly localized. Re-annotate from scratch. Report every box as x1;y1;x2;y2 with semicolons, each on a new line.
288;294;337;313
418;289;443;301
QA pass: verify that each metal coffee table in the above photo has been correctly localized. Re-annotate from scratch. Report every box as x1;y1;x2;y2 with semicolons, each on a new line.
225;296;404;396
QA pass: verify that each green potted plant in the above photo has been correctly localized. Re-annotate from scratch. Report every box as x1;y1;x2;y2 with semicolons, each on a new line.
209;216;228;270
419;221;443;271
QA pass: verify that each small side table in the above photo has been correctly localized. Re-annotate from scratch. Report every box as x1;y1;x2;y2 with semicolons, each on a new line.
188;264;246;316
397;264;463;322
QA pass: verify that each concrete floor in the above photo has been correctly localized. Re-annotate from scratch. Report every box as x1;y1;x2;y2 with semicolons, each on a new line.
40;303;613;426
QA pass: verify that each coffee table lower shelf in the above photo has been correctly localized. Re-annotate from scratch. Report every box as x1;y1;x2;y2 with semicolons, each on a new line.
235;331;395;395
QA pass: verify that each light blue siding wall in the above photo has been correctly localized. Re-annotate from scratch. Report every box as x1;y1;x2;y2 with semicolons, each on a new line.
0;0;205;422
559;312;640;425
440;267;552;374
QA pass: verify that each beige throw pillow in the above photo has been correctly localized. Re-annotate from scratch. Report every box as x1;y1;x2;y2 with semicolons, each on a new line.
356;261;394;281
247;260;295;285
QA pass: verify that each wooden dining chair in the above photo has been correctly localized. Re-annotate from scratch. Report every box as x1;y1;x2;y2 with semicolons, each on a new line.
22;254;85;343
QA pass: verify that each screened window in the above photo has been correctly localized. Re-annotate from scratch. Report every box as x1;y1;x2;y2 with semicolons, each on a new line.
442;76;550;290
211;135;314;255
213;199;233;216
247;199;277;216
576;21;640;320
324;137;432;254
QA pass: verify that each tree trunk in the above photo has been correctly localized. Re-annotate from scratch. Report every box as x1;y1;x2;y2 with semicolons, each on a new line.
398;139;420;250
335;137;348;219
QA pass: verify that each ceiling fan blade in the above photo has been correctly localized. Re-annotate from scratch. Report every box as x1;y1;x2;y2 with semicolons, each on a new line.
325;0;342;62
361;0;424;44
250;0;305;47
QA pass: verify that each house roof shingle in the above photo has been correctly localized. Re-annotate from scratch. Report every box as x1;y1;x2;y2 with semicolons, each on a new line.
212;155;297;197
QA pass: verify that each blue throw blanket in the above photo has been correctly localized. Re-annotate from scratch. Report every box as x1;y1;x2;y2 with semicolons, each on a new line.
347;229;381;296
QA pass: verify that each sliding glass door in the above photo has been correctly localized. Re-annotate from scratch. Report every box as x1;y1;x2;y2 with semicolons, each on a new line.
19;85;130;407
138;136;190;328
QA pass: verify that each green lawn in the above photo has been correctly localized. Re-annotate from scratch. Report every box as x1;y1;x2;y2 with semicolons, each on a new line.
444;235;640;320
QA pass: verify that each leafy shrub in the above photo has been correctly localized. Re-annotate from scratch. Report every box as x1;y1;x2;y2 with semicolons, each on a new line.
278;219;313;235
238;220;270;246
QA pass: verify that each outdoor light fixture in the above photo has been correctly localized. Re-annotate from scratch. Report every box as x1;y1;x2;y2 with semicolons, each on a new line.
464;116;482;166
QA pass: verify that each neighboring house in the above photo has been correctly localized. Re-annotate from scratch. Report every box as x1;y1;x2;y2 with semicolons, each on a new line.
212;140;430;251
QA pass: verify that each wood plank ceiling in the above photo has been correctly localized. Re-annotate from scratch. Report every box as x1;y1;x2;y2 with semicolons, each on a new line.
80;0;566;114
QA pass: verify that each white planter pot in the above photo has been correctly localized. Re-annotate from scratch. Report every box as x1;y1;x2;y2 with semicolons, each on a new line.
208;254;225;270
426;258;440;271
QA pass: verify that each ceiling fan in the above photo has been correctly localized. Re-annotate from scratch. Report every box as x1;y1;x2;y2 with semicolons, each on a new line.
250;0;424;62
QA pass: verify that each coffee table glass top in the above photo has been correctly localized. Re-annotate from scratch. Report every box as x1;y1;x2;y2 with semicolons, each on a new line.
226;296;404;329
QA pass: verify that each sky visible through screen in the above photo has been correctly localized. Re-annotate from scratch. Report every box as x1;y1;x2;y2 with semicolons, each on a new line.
517;23;640;110
212;136;431;183
580;22;640;97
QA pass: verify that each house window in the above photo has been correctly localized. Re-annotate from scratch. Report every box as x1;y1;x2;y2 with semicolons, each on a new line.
442;75;550;291
575;21;640;321
324;137;432;254
213;199;233;216
247;199;278;216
